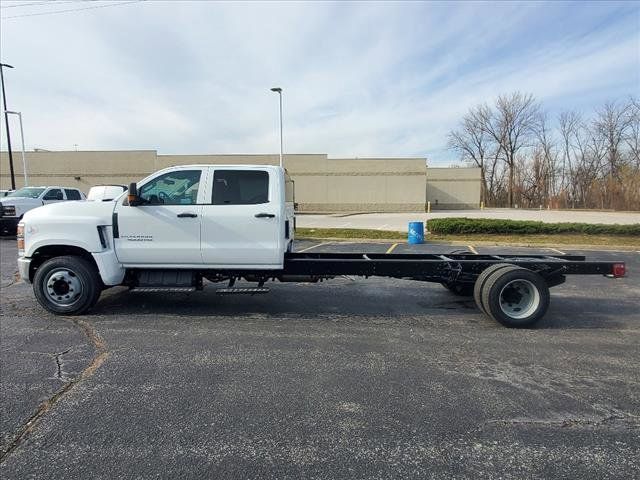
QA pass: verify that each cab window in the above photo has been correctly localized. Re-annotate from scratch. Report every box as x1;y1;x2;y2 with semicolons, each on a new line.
64;189;82;200
138;170;201;205
212;170;269;205
43;189;63;200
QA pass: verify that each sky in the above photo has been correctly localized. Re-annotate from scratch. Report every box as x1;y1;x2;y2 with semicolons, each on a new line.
0;0;638;165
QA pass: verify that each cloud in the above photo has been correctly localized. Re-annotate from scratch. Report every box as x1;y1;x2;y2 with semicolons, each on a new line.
1;1;638;165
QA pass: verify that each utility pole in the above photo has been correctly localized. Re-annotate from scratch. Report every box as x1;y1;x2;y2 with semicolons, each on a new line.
270;87;283;168
0;63;16;190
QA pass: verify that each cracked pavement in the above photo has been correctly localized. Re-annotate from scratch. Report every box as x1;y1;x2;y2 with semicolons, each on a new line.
0;237;639;479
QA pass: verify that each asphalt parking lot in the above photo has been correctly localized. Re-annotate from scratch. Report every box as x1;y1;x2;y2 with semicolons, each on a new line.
1;237;639;479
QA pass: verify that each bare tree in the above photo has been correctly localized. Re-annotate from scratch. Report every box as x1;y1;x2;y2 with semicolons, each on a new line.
447;104;497;205
532;111;558;206
482;92;539;207
450;95;639;210
625;97;640;167
558;110;583;206
594;101;633;208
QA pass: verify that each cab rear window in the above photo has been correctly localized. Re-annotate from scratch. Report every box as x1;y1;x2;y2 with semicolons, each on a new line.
212;170;269;205
65;189;82;200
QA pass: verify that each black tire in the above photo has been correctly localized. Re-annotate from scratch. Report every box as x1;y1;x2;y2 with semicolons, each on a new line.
481;267;550;328
33;255;102;315
473;263;515;314
441;282;474;296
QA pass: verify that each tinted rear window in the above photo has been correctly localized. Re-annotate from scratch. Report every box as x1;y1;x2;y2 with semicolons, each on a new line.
65;189;82;200
212;170;269;205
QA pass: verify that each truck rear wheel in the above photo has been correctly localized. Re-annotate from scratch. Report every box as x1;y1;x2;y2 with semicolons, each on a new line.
481;267;550;328
33;255;102;315
473;263;515;314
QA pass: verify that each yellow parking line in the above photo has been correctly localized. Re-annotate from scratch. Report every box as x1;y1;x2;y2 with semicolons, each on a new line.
386;243;399;254
467;245;478;254
298;242;330;253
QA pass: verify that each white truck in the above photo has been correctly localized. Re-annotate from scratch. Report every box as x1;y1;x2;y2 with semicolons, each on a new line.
1;186;85;235
16;164;625;328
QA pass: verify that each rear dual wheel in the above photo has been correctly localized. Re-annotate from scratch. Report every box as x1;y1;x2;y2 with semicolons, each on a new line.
474;265;550;328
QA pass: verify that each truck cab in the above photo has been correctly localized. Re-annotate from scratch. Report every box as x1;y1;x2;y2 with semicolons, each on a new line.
114;165;294;268
17;165;295;314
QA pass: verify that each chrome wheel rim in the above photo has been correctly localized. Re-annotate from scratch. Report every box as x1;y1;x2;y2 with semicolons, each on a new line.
44;268;83;307
499;279;539;319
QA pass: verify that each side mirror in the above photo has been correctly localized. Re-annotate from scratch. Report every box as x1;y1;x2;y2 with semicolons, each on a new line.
128;182;140;206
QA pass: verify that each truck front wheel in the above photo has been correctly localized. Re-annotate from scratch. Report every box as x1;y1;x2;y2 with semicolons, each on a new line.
33;255;102;315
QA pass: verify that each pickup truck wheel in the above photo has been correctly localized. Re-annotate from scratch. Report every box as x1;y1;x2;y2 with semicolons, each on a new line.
441;282;474;296
33;256;102;315
481;267;550;328
473;263;515;314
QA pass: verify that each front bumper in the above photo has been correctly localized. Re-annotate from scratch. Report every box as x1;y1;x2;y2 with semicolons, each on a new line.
0;217;19;234
18;257;31;284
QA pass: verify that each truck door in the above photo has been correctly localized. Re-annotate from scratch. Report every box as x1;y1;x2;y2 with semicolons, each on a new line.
200;168;283;267
113;168;206;265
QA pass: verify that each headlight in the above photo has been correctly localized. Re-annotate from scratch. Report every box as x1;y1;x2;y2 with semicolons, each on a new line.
2;205;16;217
17;223;25;254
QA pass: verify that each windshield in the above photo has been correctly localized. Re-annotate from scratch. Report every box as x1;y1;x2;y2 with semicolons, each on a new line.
7;187;46;199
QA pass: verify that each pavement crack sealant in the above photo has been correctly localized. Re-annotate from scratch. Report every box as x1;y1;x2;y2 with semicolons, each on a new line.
0;319;109;462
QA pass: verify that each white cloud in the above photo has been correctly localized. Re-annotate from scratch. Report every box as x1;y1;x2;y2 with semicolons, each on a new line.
1;1;638;164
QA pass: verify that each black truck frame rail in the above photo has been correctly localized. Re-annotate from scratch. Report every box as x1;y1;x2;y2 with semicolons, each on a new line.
278;252;625;283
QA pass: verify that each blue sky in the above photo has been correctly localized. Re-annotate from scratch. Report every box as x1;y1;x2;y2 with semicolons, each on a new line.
1;0;638;165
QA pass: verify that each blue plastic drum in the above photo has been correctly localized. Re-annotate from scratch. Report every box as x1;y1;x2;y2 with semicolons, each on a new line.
408;221;424;244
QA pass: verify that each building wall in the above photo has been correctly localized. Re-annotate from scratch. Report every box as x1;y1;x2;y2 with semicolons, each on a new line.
1;150;479;211
426;167;481;209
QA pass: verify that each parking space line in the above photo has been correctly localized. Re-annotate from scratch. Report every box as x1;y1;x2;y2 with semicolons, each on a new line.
547;247;566;255
386;243;399;254
467;245;478;254
298;242;330;253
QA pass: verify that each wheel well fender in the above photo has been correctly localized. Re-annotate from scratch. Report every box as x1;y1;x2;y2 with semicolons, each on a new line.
29;245;99;283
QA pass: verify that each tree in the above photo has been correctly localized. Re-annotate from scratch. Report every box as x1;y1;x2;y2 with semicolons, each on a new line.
482;92;539;208
447;104;497;205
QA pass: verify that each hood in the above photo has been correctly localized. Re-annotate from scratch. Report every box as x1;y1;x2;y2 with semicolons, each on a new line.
23;200;115;225
0;196;40;205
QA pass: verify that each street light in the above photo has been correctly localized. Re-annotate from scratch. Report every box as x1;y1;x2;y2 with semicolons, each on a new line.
5;111;28;186
0;62;16;190
270;87;283;168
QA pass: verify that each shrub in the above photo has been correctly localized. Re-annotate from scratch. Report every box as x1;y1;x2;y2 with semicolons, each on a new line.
427;218;640;236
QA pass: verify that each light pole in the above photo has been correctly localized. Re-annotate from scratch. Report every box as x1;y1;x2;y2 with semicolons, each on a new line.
270;87;283;168
5;111;27;186
0;62;16;190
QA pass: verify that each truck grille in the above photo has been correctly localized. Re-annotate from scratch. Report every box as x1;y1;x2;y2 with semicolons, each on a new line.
1;205;16;217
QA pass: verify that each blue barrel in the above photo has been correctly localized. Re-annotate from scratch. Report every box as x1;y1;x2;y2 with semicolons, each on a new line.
407;221;424;244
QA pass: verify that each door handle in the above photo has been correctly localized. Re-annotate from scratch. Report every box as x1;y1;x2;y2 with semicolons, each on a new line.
255;213;275;218
177;212;198;218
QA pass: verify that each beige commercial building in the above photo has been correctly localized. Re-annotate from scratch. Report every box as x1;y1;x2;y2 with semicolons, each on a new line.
426;167;482;210
0;150;480;212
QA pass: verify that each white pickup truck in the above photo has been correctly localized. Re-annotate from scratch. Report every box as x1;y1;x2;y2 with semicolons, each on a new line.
1;186;85;235
16;164;625;328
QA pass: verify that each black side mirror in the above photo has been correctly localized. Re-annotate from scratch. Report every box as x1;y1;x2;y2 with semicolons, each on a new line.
128;182;140;206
